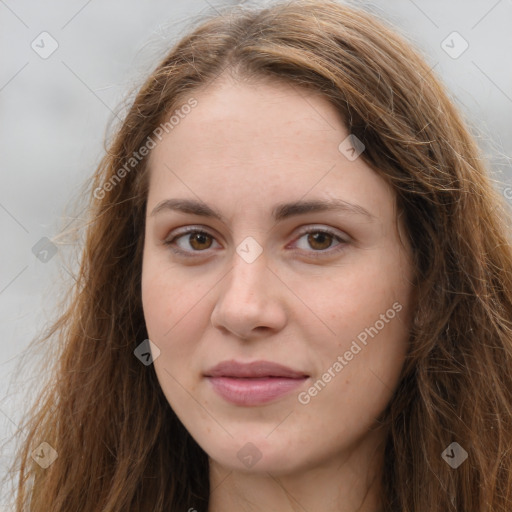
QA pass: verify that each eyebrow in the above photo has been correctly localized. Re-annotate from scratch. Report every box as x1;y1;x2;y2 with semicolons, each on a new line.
150;198;376;222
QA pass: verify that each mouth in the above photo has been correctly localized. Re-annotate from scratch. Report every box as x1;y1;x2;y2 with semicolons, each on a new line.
204;360;309;406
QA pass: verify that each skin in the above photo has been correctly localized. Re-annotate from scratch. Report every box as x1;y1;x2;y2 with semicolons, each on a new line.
141;75;416;512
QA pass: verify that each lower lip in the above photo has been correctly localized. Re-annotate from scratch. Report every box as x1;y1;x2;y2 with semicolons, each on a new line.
206;376;308;406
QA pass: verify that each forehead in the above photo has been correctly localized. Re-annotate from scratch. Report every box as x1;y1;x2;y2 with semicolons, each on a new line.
149;76;343;162
146;78;396;223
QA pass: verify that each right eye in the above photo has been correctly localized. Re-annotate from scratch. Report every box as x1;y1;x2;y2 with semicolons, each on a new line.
164;228;221;256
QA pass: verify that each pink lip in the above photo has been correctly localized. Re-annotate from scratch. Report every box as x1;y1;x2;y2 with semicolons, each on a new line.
204;360;309;406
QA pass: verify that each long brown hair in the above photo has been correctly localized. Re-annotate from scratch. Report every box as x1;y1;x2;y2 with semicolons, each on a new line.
7;1;512;510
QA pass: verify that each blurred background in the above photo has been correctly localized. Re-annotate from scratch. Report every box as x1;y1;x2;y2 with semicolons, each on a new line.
1;0;511;506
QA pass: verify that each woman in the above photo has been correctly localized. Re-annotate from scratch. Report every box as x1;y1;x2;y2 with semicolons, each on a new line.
8;1;512;510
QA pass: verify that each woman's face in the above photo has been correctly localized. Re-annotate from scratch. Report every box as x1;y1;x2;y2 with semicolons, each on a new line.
141;77;415;475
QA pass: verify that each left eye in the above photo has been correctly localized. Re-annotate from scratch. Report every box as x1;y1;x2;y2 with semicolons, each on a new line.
293;229;345;252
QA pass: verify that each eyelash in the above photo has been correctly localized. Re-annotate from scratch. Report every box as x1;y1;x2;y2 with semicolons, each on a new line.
163;226;349;259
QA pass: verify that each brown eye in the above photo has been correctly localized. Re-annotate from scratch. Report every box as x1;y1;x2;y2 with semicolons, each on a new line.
307;232;334;250
293;228;348;257
166;229;219;254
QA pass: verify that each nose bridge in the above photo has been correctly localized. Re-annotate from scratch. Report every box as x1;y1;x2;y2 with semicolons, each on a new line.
218;224;270;302
225;250;268;302
211;247;287;337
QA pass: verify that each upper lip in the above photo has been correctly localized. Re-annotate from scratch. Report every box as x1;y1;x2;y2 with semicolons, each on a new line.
204;360;309;379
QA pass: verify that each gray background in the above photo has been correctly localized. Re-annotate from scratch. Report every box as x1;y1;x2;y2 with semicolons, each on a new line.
1;0;511;506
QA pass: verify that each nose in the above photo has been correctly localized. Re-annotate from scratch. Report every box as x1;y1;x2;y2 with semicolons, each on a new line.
210;251;288;340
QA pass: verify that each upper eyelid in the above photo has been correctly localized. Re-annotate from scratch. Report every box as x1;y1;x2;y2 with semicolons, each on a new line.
166;226;221;243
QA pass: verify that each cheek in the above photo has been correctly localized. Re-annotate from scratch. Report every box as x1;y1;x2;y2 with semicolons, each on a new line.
308;252;410;341
141;253;211;369
302;306;410;438
141;257;211;427
141;264;171;339
302;248;413;400
141;252;187;353
142;246;190;327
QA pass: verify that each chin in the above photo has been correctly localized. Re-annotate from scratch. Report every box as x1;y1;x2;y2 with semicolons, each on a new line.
198;431;311;475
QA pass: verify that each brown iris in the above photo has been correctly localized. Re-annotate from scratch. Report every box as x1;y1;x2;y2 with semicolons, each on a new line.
189;232;213;250
307;232;333;250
